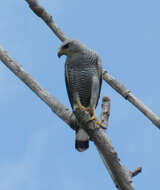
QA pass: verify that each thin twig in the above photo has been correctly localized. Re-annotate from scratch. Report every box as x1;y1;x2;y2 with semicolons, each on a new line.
100;96;110;129
131;167;142;178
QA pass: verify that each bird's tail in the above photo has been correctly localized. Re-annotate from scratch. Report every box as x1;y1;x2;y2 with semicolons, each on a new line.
75;128;89;152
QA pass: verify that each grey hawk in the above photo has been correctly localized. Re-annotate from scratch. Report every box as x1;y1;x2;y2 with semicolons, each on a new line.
58;39;102;152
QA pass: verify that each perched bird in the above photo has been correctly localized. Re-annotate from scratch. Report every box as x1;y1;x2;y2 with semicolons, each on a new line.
58;39;102;152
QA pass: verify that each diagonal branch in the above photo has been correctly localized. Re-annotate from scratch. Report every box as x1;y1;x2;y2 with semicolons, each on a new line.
102;70;160;129
0;48;77;131
25;0;67;41
25;0;160;130
0;47;141;190
97;96;141;189
74;107;135;190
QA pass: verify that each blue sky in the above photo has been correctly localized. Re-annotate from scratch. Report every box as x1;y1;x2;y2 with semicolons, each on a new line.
0;0;160;189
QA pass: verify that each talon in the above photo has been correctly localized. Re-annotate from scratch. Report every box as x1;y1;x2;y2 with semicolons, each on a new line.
77;100;89;111
93;121;97;128
89;107;105;128
90;114;96;122
90;119;104;128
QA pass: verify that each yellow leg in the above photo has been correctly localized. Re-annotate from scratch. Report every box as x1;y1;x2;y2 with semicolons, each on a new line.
77;100;89;111
89;108;104;128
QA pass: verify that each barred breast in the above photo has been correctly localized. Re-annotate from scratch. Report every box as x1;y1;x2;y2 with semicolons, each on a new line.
65;52;99;108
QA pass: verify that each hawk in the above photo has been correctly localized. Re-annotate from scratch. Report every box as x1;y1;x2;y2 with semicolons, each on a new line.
58;39;102;152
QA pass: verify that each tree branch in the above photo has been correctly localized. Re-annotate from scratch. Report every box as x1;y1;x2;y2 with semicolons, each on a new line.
74;108;135;190
25;0;160;130
25;0;67;41
97;96;141;189
100;96;110;129
0;47;141;190
0;48;77;131
131;167;142;178
102;70;160;129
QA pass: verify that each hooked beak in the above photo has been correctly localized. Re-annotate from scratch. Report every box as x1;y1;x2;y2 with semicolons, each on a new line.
57;48;64;58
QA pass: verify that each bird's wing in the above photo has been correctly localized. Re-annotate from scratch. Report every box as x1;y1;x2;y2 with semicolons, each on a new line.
65;61;74;109
95;55;103;107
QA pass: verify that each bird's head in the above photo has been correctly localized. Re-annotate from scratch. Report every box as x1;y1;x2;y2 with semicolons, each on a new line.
57;39;86;58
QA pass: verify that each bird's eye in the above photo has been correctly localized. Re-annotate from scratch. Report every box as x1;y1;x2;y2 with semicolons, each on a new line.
63;43;70;49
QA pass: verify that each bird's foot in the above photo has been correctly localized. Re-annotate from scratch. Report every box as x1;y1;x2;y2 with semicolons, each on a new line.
89;115;104;128
89;108;105;129
77;100;89;111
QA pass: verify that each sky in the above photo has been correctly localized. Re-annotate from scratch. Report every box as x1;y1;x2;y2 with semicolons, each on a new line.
0;0;160;189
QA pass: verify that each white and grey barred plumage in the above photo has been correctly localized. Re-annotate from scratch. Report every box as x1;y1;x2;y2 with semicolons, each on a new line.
58;39;102;151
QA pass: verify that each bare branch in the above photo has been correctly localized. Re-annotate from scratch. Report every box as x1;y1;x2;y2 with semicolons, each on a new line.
0;47;139;190
103;70;160;129
0;48;77;130
100;96;110;129
131;167;142;178
98;96;141;189
25;0;67;41
74;108;135;190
